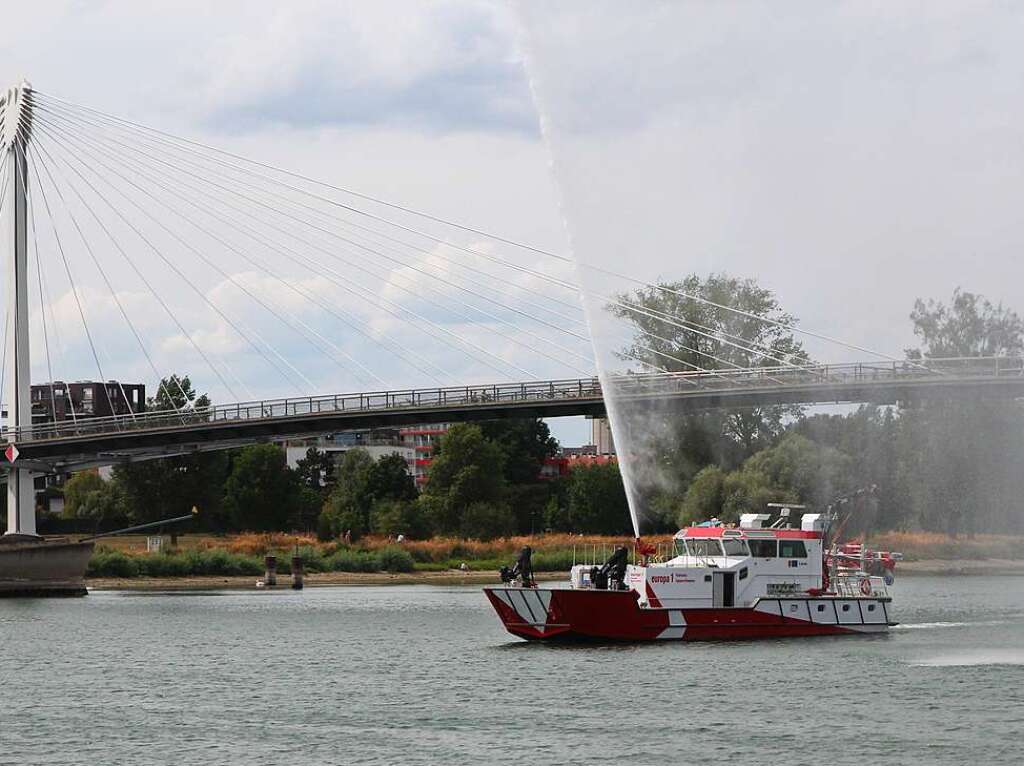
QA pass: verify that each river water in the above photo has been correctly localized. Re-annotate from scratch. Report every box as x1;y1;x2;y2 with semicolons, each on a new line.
1;576;1021;765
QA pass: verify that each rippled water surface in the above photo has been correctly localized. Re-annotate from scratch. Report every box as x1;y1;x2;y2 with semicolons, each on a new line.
1;576;1022;765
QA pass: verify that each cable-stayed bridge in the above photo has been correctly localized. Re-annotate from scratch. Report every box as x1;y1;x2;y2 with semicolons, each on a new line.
1;80;1022;537
8;356;1024;473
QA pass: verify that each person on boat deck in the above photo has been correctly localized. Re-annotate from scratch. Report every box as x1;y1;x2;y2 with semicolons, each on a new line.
510;546;535;587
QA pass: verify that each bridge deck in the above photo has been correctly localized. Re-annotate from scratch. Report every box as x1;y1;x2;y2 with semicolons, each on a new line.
6;357;1023;471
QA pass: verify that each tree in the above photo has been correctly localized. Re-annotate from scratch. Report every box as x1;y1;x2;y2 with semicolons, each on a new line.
149;373;211;412
369;498;431;539
222;444;296;531
295;448;335;496
565;463;632;535
610;274;810;525
459;502;516;541
903;289;1024;535
421;424;507;535
115;374;227;529
63;471;125;523
614;273;808;454
319;449;417;540
907;288;1024;359
114;451;229;529
477;419;559;485
367;453;418;503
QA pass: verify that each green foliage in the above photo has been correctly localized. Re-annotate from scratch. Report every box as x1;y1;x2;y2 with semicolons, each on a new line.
422;424;507;534
478;418;559;485
149;373;210;412
114;451;229;529
376;546;415;572
369;499;431;539
319;449;417;540
223;444;296;532
459;502;516;541
908;287;1024;359
565;463;632;535
614;273;808;459
62;471;126;522
86;549;140;577
294;448;335;496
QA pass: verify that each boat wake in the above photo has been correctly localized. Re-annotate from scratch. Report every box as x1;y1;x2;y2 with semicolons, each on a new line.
895;619;1014;631
911;649;1024;667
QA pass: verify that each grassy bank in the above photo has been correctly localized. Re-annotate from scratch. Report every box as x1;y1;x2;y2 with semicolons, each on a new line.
84;533;643;579
82;530;1023;579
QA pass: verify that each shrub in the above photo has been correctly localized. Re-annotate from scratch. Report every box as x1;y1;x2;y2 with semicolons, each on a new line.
376;546;415;573
87;549;140;577
324;548;379;572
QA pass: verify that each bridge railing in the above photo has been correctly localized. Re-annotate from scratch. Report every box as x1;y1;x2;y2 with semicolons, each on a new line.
9;356;1022;444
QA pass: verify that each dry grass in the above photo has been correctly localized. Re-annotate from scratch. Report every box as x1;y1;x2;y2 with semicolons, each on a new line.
871;531;1024;561
79;530;1024;563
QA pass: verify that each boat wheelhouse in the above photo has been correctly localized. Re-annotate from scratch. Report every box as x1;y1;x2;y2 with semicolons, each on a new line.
485;507;897;642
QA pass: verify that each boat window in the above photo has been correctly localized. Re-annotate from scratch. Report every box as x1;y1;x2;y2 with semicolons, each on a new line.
738;567;748;581
748;540;777;558
688;539;724;557
722;539;749;557
673;539;689;557
778;540;807;559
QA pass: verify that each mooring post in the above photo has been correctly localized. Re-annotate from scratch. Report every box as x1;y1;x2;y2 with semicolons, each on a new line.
264;555;277;587
291;556;304;590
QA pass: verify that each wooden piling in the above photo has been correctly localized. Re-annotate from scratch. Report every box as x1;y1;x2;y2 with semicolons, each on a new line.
291;556;304;590
264;555;277;587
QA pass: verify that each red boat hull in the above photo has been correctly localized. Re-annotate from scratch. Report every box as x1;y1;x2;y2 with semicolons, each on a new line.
484;587;894;641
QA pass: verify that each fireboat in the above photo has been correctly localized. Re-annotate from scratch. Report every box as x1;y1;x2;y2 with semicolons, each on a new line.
485;505;899;641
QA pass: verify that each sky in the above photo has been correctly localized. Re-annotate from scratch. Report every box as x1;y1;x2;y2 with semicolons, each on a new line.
3;1;1024;446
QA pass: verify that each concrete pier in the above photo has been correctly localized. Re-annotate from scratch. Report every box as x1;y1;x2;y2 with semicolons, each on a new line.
0;536;93;597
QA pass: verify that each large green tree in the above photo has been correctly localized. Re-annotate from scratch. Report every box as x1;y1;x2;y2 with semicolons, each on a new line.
907;288;1024;359
477;419;559;484
115;375;227;528
114;451;229;528
565;463;632;535
420;424;507;535
901;289;1024;534
222;444;296;531
614;273;808;456
319;450;418;540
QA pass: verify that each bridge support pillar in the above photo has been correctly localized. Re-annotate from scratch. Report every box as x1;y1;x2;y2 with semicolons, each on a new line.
2;82;37;538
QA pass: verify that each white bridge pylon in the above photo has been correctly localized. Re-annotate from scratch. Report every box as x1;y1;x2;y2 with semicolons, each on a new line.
1;80;36;536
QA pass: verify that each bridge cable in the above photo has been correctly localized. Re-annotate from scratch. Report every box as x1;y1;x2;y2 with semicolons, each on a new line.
35;103;809;381
27;128;312;397
25;148;114;418
34;119;542;382
65;128;602;378
28;145;147;421
33;92;919;370
35;111;759;380
35;99;822;374
33;129;388;392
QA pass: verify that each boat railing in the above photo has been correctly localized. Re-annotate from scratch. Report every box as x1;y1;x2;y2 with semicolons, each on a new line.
832;571;890;598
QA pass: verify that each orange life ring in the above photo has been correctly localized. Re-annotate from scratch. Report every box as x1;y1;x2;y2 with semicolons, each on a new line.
860;578;872;596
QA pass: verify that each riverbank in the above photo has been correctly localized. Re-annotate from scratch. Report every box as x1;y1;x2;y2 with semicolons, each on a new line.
86;569;567;591
85;558;1024;590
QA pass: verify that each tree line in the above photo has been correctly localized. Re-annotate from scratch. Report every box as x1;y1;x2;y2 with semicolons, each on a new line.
53;278;1024;539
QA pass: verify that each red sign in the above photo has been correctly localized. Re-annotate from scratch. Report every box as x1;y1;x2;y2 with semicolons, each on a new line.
5;444;19;464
